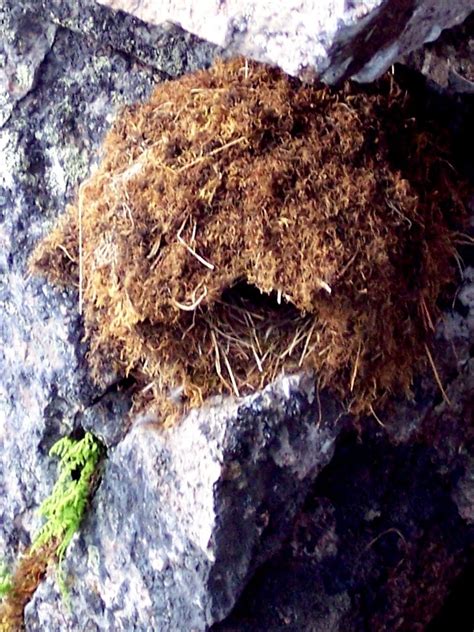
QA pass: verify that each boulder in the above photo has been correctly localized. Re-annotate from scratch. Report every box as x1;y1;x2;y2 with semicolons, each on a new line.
0;0;214;602
25;375;345;630
96;0;473;83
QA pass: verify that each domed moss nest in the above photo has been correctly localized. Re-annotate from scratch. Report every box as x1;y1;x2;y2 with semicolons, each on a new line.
31;58;467;419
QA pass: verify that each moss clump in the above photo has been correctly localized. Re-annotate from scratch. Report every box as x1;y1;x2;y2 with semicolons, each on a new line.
0;433;102;630
31;58;467;417
32;432;101;563
0;546;53;632
0;565;12;600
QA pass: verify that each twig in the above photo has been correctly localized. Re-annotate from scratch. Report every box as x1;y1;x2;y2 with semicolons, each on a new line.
369;404;386;428
251;344;263;372
177;234;214;270
350;341;362;391
220;345;240;397
211;329;222;376
424;343;451;406
58;244;76;263
177;136;247;173
281;322;309;359
210;329;234;395
420;296;435;332
146;235;162;260
336;251;358;281
172;287;207;311
316;278;332;294
299;320;316;367
386;198;412;228
177;218;214;270
364;527;406;552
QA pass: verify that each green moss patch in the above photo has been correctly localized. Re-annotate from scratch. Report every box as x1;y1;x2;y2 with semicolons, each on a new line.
0;433;102;630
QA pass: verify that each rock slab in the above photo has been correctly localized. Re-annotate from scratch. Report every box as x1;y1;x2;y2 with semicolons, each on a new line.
96;0;474;82
25;375;345;630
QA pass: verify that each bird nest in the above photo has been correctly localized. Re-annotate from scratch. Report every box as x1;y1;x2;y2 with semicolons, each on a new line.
31;58;467;419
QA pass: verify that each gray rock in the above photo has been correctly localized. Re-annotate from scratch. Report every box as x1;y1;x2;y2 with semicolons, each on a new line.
215;265;474;632
1;2;474;632
441;266;474;525
0;0;214;574
24;374;345;631
96;0;474;83
0;8;56;128
402;12;474;92
215;415;474;631
453;458;474;524
35;0;221;77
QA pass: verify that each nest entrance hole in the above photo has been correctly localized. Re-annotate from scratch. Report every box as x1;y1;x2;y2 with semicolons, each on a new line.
219;279;300;317
199;280;316;398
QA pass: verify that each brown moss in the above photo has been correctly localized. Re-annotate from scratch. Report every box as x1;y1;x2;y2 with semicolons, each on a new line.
31;58;467;418
0;546;54;631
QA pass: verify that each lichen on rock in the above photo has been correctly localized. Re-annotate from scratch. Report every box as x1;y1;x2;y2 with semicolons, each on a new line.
31;57;467;418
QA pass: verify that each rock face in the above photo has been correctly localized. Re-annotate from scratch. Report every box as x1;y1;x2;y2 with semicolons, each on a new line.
0;1;473;631
96;0;474;83
215;269;474;631
0;0;214;610
24;375;346;631
403;11;474;93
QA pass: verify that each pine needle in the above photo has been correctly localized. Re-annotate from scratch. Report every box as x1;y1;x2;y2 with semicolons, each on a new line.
424;343;451;406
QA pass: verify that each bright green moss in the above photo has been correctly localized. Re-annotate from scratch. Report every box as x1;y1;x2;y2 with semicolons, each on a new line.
0;564;12;600
32;432;102;562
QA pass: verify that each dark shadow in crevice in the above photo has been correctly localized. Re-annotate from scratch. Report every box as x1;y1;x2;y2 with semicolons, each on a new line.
428;560;474;632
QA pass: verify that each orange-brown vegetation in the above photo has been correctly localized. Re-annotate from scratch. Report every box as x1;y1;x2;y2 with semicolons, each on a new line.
0;545;54;631
31;58;467;418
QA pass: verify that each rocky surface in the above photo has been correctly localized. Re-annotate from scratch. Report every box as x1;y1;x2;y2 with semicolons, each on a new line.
403;11;474;93
25;375;346;631
215;266;474;632
0;1;473;631
29;0;221;78
0;0;214;605
96;0;473;83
